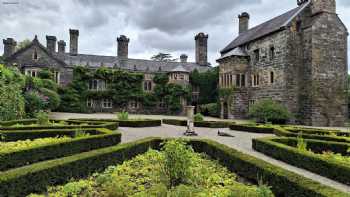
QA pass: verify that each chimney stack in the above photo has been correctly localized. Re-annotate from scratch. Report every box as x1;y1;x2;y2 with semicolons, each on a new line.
46;35;57;53
58;40;66;54
238;12;250;34
180;54;188;63
195;33;208;66
310;0;336;15
117;35;130;59
3;38;17;58
69;29;79;56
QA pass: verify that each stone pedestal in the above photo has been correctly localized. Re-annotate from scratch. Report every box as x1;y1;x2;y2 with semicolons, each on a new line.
183;106;198;136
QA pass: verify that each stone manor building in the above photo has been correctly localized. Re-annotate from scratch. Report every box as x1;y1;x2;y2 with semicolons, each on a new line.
2;31;210;113
218;0;348;126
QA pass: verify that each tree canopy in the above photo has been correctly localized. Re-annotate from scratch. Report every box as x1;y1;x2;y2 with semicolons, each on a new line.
16;39;31;51
151;53;177;62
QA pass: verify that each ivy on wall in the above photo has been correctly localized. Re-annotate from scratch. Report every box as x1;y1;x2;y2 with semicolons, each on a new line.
190;67;219;105
58;66;190;114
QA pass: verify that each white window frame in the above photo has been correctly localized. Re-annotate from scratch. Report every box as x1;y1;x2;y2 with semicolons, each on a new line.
87;99;94;108
89;79;107;91
102;99;113;109
25;69;39;78
252;74;260;87
129;100;138;109
54;71;60;84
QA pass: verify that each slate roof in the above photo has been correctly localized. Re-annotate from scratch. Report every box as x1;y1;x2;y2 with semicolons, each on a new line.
55;53;210;73
217;47;248;60
220;2;310;54
171;65;190;73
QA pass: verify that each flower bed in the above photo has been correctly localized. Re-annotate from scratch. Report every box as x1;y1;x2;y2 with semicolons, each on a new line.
253;137;350;185
0;138;346;196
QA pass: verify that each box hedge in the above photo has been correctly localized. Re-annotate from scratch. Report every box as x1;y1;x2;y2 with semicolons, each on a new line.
68;118;162;127
253;137;350;186
274;127;350;143
0;129;121;171
229;124;275;133
0;138;347;196
162;119;233;128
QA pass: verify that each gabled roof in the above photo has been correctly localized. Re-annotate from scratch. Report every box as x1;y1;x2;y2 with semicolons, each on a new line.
221;2;310;54
217;47;248;61
7;36;69;68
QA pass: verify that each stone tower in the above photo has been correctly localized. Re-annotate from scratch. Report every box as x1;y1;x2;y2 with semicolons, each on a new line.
238;12;250;34
117;35;130;59
3;38;17;58
195;33;208;66
46;35;57;53
299;0;347;126
69;29;79;56
58;40;66;54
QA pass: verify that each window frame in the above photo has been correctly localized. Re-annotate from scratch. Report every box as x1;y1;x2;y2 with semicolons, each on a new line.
102;98;113;109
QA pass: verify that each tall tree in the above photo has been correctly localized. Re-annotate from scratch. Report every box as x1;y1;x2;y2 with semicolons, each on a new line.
151;53;177;62
16;39;31;51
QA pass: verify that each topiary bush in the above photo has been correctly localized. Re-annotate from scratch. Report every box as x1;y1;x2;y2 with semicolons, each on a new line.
193;113;204;122
40;88;61;111
248;99;291;124
24;91;45;118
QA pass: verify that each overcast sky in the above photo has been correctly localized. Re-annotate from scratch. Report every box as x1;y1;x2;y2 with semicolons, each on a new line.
0;0;349;66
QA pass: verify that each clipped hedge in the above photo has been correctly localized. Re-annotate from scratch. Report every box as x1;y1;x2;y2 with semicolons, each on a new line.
274;127;350;143
0;138;347;196
283;126;349;137
0;138;162;197
162;119;233;128
68;118;162;127
270;137;350;155
0;129;121;171
253;137;350;186
190;139;349;197
229;124;275;133
0;119;37;127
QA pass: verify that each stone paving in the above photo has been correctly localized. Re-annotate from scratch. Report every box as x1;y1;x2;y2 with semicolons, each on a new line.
50;112;350;193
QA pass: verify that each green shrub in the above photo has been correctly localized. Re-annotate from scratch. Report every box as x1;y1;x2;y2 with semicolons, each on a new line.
199;103;219;117
40;88;60;110
161;139;193;188
117;111;129;120
24;91;45;118
0;65;25;121
193;113;204;122
248;99;291;124
296;134;307;152
253;137;350;186
36;111;49;125
41;79;58;92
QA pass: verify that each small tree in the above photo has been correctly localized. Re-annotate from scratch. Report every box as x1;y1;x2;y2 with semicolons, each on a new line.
151;53;177;62
16;39;31;51
248;99;291;124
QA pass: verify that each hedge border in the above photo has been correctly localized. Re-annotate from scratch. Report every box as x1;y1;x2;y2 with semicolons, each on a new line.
162;119;233;128
229;124;275;133
253;137;350;186
274;127;350;143
0;138;347;196
282;126;350;137
68;118;162;127
0;128;122;171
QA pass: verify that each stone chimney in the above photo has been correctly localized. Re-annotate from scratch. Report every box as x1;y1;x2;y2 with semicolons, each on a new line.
310;0;336;15
195;33;208;66
117;35;130;59
238;12;250;34
3;38;17;58
69;29;79;56
180;54;188;63
58;40;66;54
46;35;57;53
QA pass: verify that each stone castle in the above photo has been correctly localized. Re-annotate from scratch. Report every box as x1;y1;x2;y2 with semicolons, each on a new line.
218;0;348;126
2;30;210;113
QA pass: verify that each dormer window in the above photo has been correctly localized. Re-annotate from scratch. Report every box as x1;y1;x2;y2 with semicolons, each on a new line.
33;49;38;60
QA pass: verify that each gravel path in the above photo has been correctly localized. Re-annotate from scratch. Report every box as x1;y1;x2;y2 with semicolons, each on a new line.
119;124;350;193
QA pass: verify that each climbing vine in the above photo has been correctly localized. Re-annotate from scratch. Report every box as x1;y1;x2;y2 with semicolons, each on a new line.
58;66;190;114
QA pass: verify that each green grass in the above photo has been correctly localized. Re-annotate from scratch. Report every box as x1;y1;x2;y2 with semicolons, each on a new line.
29;148;273;197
